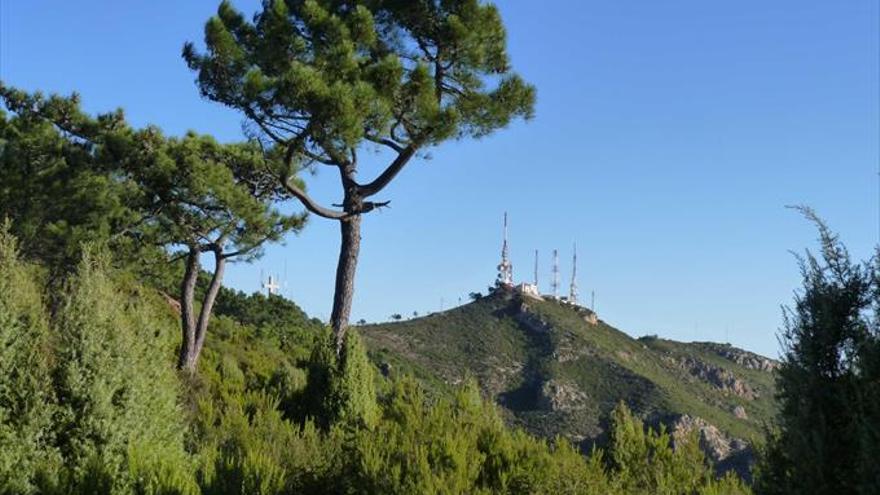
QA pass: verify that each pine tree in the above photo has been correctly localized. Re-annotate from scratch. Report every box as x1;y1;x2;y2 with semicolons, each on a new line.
0;87;145;278
112;128;307;372
184;0;536;355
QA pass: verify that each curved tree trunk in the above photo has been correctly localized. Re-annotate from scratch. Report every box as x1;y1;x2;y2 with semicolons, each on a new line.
330;213;361;355
177;247;200;370
191;249;225;369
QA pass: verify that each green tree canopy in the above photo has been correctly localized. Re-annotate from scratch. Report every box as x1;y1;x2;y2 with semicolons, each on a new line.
0;86;145;278
1;84;308;373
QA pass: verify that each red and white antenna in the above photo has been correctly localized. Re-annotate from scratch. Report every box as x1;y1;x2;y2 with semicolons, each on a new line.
496;212;513;287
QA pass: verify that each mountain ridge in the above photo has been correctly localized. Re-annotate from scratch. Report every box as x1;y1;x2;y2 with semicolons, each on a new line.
360;289;778;478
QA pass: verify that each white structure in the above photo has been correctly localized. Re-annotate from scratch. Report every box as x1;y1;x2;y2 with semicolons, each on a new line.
262;273;281;296
488;215;591;313
496;212;514;287
517;282;542;299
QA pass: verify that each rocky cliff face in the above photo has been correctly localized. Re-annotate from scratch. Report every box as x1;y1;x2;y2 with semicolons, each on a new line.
671;355;760;400
670;414;755;482
712;345;779;372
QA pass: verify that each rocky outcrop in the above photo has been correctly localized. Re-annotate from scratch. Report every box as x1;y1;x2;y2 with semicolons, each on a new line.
674;356;758;400
539;380;588;412
514;302;553;334
670;414;754;481
713;346;779;372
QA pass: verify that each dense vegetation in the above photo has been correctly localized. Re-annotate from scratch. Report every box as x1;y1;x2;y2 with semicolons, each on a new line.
0;226;751;494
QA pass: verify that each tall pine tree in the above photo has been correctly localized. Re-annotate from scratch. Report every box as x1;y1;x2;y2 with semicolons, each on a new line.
183;0;536;354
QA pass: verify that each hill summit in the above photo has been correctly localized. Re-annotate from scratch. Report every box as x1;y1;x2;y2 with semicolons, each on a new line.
361;289;778;478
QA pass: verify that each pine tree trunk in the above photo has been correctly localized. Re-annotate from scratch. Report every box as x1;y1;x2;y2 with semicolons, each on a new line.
177;247;200;371
330;213;361;355
191;250;225;368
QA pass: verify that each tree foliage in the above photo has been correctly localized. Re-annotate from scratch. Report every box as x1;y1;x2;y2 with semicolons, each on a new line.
52;247;196;494
0;230;197;494
608;402;729;495
1;84;308;373
111;126;307;371
755;209;880;495
0;87;147;278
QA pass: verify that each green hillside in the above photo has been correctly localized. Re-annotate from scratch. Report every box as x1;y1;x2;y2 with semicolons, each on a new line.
362;289;778;476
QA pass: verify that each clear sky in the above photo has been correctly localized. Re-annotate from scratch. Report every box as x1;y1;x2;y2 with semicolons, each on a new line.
2;1;878;358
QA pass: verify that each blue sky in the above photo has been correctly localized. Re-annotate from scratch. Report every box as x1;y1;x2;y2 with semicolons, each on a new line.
2;1;877;357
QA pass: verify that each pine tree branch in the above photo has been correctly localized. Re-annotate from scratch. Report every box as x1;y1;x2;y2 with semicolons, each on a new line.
281;177;348;220
358;144;418;198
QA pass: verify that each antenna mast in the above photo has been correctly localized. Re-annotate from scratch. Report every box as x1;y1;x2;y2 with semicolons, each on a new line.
496;212;513;287
534;249;539;286
569;243;578;304
551;249;560;298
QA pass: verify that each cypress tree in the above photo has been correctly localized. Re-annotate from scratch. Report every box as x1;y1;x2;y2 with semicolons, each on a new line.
756;208;880;495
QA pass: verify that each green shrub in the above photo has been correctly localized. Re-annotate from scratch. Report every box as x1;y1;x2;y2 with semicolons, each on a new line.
350;378;615;495
608;401;751;495
331;330;380;428
52;247;196;494
0;223;60;494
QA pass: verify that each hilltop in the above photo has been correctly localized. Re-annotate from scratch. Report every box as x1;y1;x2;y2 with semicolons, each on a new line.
361;289;778;478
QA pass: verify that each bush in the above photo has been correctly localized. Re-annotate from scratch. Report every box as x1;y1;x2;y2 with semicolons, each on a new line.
0;224;60;493
51;247;196;494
